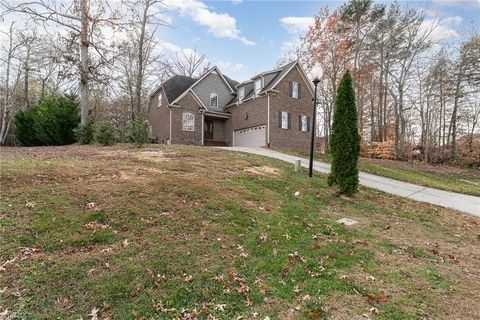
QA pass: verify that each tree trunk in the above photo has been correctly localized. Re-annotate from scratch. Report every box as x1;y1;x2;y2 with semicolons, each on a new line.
0;24;14;145
23;44;31;111
450;71;462;160
79;0;90;125
133;0;149;119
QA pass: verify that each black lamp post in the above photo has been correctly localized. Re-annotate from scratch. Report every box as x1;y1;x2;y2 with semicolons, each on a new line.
308;77;321;178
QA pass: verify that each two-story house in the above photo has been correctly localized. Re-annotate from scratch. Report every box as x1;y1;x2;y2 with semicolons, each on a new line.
147;60;314;150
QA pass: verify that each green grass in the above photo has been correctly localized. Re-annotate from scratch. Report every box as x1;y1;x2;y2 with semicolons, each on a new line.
271;147;480;196
0;144;478;319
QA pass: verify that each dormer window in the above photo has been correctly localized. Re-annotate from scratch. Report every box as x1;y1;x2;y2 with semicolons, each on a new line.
210;93;218;108
254;79;262;97
238;87;245;103
157;93;163;108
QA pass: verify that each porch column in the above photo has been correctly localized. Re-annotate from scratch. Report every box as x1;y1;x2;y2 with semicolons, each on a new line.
201;112;205;146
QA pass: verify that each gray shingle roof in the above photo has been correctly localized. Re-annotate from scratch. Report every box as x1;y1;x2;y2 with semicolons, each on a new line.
224;75;239;91
233;61;298;102
161;75;197;104
262;60;297;92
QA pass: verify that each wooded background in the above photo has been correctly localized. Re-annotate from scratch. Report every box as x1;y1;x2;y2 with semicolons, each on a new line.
0;0;479;165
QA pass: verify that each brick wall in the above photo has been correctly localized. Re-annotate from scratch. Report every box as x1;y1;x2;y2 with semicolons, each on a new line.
228;95;268;146
171;92;203;145
147;87;170;144
269;66;314;150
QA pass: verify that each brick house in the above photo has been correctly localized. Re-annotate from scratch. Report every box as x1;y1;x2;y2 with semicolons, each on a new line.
147;60;315;149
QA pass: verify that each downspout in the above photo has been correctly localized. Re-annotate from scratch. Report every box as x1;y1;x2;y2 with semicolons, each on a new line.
267;93;271;147
169;107;172;144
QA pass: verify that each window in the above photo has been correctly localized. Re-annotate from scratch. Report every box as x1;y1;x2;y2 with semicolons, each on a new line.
182;112;194;132
301;115;308;132
238;87;245;102
292;81;299;99
289;81;301;99
281;111;289;129
254;79;262;96
157;93;163;108
210;93;218;108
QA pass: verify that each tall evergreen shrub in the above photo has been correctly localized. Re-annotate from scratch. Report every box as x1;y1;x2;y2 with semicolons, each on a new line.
94;121;118;146
13;94;80;146
327;70;361;196
127;116;150;147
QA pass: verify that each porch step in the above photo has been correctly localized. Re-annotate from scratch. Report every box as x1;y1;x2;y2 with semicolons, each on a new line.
204;140;227;146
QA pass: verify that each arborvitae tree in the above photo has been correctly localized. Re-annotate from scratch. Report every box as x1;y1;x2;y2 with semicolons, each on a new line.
328;70;361;195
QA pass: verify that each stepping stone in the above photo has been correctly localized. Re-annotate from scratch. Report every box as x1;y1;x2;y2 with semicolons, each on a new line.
337;218;359;226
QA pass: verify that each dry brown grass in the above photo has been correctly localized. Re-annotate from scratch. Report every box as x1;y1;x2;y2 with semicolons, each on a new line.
0;144;479;320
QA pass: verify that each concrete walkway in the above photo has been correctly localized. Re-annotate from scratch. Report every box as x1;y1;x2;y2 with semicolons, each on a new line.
221;147;480;218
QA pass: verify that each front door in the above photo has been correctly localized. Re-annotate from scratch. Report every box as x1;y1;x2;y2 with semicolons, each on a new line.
205;120;214;140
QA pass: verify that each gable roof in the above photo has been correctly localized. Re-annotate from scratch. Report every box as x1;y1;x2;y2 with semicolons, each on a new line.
153;75;197;104
170;66;237;106
225;60;314;108
224;75;239;91
261;60;298;92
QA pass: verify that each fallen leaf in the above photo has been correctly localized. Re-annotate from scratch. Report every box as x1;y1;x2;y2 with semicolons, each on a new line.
366;291;387;303
89;307;99;320
26;202;36;209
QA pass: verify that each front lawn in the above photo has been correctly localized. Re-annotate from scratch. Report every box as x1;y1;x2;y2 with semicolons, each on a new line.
271;147;480;196
1;145;479;319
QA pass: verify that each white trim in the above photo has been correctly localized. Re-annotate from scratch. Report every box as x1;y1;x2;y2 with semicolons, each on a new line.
169;107;172;143
267;93;270;146
149;84;170;103
295;64;315;96
201;113;205;145
292;81;299;99
203;110;230;119
248;68;282;82
182;112;195;132
210;92;218;108
170;66;234;105
259;62;297;95
259;61;315;97
254;78;262;98
189;90;206;109
281;111;288;129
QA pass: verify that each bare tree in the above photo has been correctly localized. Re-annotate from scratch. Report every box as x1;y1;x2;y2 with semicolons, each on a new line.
0;23;25;144
2;0;121;124
449;34;480;159
166;48;210;77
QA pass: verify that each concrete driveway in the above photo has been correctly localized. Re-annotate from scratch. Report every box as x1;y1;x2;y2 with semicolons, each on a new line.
221;147;480;218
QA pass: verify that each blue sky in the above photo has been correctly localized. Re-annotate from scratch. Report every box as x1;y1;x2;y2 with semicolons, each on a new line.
158;0;480;82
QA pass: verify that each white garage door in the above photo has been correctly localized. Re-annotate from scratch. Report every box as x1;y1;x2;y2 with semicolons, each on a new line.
234;125;266;147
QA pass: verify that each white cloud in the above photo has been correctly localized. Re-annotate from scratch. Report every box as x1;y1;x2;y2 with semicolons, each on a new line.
216;60;244;73
279;16;314;34
164;0;254;45
431;0;480;7
422;15;463;42
231;0;243;4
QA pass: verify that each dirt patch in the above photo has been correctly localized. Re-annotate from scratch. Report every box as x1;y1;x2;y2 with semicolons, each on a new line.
244;165;281;176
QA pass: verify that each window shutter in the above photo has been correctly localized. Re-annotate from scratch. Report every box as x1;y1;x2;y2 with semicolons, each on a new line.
307;116;311;132
298;115;302;131
287;112;291;129
289;81;293;97
298;83;302;99
278;111;282;128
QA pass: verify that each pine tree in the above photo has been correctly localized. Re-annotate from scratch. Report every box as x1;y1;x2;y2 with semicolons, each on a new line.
328;70;361;195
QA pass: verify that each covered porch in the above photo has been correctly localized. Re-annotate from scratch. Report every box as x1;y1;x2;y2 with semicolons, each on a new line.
200;110;230;146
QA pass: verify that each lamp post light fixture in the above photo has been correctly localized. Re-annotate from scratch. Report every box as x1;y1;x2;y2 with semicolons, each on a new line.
309;65;323;178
